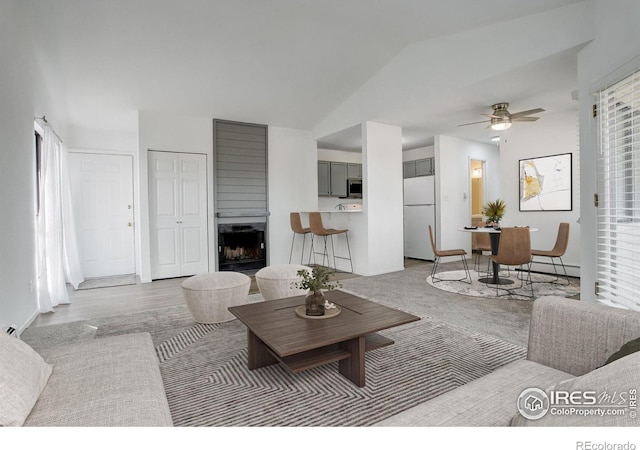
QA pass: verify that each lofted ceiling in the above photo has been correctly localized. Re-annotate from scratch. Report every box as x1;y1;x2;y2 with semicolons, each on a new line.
22;0;587;149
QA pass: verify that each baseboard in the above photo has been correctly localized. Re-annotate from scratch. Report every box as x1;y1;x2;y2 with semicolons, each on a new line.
18;307;41;338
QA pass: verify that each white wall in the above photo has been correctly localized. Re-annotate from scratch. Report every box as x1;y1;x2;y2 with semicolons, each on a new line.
268;127;319;265
137;111;214;282
499;107;581;276
577;0;640;301
65;126;138;152
403;145;434;162
0;0;65;333
435;135;500;258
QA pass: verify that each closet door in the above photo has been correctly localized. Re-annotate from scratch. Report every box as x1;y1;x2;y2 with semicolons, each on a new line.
149;151;208;279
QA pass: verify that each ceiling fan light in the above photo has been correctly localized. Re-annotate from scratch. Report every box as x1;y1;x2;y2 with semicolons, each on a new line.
490;117;512;131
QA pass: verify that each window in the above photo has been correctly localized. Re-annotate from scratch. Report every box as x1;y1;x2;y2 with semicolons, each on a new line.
597;69;640;310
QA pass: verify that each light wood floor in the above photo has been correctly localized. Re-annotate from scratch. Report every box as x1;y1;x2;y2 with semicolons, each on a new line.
28;264;372;328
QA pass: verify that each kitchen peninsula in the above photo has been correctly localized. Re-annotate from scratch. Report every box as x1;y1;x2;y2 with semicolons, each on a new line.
299;206;363;273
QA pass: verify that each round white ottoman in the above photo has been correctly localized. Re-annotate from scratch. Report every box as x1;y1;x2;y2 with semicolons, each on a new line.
181;272;251;323
255;264;311;301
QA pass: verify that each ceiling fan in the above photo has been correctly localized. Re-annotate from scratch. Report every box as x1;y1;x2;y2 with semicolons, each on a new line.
458;102;545;131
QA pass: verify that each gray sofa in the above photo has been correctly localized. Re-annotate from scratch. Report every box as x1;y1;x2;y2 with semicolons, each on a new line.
377;295;640;426
23;332;173;426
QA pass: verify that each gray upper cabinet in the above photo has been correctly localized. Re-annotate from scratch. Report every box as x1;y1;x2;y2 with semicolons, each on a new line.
415;158;432;177
330;162;347;197
318;161;360;197
404;157;435;178
403;161;417;179
317;161;331;196
347;163;362;179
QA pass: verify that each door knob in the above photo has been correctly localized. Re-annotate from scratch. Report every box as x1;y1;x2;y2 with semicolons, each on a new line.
128;222;133;227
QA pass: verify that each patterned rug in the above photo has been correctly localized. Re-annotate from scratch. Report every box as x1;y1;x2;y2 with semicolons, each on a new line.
427;269;580;300
86;297;527;426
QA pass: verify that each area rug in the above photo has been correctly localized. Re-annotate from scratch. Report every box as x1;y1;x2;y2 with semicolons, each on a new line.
427;269;580;300
81;299;527;426
77;274;137;290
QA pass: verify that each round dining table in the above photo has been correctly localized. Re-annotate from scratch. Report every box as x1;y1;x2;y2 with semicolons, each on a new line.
459;226;538;285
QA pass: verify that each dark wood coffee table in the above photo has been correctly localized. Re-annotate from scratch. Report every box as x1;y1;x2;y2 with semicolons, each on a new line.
228;290;420;387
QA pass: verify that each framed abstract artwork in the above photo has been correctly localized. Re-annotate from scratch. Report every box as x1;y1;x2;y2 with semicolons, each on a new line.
519;153;572;211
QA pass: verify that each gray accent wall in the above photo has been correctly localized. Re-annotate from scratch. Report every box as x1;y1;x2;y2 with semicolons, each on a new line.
213;120;268;218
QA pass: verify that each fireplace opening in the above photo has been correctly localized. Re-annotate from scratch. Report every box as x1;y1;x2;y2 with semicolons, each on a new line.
218;223;266;273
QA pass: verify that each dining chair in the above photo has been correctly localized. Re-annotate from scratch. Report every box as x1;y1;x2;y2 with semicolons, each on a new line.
289;212;312;264
428;225;471;283
308;212;353;273
490;227;534;298
472;222;492;275
530;222;570;285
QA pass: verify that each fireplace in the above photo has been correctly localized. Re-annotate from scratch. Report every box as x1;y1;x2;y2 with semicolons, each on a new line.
218;223;267;273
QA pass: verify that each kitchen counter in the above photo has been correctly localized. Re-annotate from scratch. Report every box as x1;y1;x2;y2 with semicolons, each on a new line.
302;210;363;213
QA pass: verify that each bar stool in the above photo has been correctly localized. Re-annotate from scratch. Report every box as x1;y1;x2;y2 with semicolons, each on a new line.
308;212;353;273
289;212;312;264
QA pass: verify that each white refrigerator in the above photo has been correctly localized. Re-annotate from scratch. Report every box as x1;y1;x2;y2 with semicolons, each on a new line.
403;175;436;261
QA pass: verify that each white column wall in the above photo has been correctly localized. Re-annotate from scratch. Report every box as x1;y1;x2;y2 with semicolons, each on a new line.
361;121;404;275
435;135;500;259
577;0;640;302
137;111;214;282
267;127;318;265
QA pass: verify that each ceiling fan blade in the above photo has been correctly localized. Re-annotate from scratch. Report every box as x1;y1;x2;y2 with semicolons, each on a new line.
458;119;490;127
510;108;545;118
480;113;501;118
512;116;540;122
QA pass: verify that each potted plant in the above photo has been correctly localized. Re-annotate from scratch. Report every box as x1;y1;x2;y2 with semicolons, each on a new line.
294;266;342;316
482;198;506;225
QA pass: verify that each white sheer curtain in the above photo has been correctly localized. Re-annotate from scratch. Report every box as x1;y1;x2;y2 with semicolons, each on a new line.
37;125;84;312
60;143;84;289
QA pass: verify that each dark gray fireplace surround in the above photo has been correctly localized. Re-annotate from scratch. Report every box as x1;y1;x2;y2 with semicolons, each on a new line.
213;119;269;274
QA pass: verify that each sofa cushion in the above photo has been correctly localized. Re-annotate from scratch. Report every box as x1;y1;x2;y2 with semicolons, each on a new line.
0;333;53;426
604;336;640;365
24;332;173;426
511;350;640;426
375;359;573;426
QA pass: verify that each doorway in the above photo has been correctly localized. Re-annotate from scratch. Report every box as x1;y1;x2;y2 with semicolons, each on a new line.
68;152;135;278
470;159;485;226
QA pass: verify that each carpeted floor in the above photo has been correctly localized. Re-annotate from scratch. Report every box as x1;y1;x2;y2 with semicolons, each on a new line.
426;269;580;300
22;261;573;426
22;293;526;426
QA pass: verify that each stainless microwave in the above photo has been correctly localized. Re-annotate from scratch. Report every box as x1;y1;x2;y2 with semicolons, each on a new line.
346;178;362;198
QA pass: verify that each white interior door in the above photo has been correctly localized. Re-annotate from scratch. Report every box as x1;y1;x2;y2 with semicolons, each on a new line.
68;153;135;278
149;151;208;279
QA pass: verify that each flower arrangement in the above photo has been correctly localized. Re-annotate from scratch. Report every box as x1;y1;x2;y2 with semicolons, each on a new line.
482;198;506;224
294;266;342;293
294;266;342;316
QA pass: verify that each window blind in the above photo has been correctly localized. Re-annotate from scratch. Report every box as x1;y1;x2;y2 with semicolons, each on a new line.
597;69;640;310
